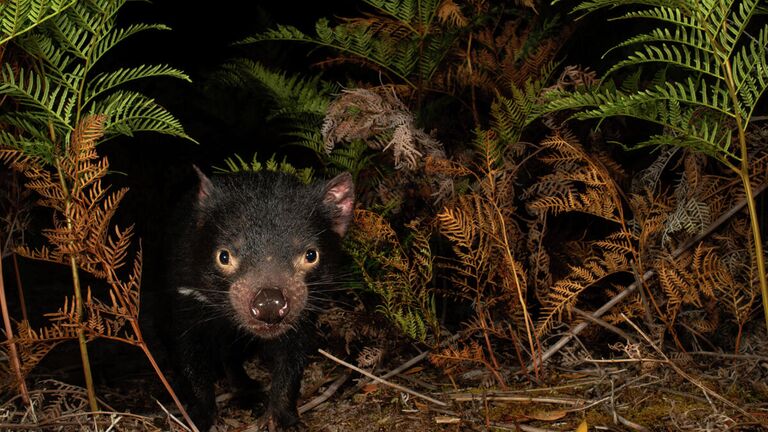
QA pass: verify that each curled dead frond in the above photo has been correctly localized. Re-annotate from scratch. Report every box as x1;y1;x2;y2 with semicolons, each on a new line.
525;131;625;224
322;87;446;170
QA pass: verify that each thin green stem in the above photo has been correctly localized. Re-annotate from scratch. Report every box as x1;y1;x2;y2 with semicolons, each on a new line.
721;52;768;333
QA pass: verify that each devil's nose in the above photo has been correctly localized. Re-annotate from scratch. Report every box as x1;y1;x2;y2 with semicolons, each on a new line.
250;288;288;324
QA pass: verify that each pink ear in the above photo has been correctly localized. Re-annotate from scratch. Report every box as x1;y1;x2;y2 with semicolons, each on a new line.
193;165;215;205
323;172;355;237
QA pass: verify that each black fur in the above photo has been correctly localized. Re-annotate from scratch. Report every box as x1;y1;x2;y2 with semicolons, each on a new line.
168;169;354;431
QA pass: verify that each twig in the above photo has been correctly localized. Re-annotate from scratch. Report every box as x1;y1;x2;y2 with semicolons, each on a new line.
348;331;462;398
622;314;756;421
0;409;174;430
12;254;27;322
529;180;768;371
687;351;768;362
573;307;637;342
298;371;350;414
488;421;558;432
611;410;650;432
318;349;447;407
449;393;586;406
155;400;193;432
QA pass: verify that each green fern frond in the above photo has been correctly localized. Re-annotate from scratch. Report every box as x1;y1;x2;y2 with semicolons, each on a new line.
214;153;315;184
492;62;557;144
92;91;192;141
2;0;192;161
84;65;189;107
241;0;459;90
546;79;737;158
563;0;689;14
732;28;768;119
0;0;76;45
0;64;75;132
326;140;374;178
366;0;419;25
702;0;758;56
217;59;335;119
90;23;172;67
548;0;768;161
606;41;722;80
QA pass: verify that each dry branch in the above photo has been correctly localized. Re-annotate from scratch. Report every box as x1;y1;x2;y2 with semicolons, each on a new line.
530;180;768;370
318;349;448;407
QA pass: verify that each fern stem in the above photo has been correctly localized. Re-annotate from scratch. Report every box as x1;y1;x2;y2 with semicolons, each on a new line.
0;250;30;406
54;157;99;413
465;33;480;127
476;306;506;387
720;50;768;334
738;164;768;330
12;254;28;323
491;180;539;377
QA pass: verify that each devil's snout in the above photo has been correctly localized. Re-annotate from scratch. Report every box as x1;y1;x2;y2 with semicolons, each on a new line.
250;288;289;324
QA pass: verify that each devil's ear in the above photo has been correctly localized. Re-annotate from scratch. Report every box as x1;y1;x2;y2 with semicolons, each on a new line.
193;165;215;205
322;172;355;237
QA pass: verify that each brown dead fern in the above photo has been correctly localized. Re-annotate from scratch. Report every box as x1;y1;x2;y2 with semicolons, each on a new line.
522;131;637;338
1;115;193;427
435;130;534;383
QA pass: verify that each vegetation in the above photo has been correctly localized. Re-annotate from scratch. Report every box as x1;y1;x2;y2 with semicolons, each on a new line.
0;0;193;427
1;0;767;430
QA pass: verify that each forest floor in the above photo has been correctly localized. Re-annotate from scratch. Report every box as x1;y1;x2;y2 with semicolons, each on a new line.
3;320;768;432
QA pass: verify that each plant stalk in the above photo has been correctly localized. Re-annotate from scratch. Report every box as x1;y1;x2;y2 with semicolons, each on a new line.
0;252;30;405
721;54;768;333
738;158;768;332
55;158;99;413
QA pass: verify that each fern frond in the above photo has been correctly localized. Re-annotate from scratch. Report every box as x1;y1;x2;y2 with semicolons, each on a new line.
537;231;634;336
0;0;76;45
606;41;722;80
84;64;190;107
732;28;768;120
662;197;711;245
564;0;689;14
89;23;171;66
702;0;759;57
217;59;335;118
91;91;193;141
244;20;417;86
0;64;75;132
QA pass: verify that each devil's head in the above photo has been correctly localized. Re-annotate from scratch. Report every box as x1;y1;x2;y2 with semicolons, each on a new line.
182;169;354;339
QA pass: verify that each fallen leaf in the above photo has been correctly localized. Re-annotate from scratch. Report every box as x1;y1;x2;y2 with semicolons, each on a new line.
575;419;588;432
525;410;567;421
362;383;379;394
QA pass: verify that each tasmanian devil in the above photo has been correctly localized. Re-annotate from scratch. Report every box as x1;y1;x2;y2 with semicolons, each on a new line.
167;167;354;431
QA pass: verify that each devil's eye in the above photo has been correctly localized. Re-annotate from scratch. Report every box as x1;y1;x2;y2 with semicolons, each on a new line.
305;249;318;264
218;250;230;265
